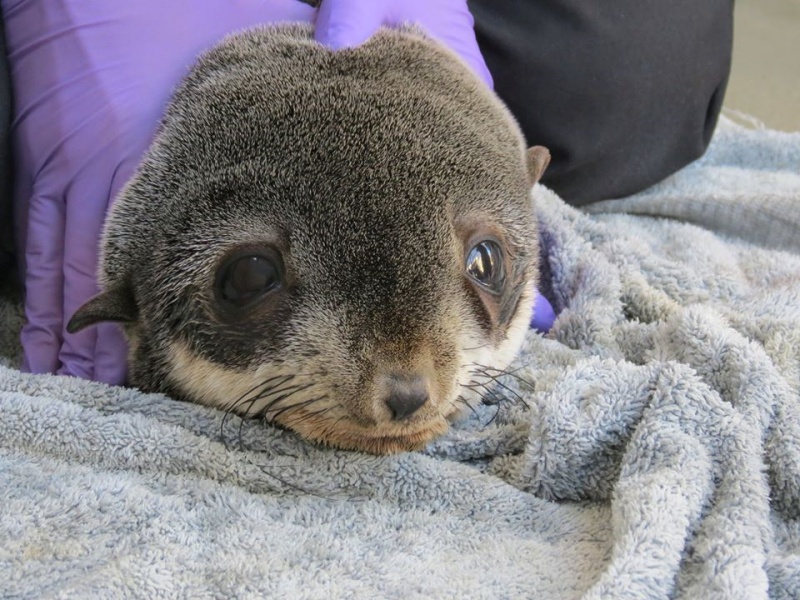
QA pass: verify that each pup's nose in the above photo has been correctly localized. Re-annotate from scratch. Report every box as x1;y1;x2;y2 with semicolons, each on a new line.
386;390;428;420
384;375;429;420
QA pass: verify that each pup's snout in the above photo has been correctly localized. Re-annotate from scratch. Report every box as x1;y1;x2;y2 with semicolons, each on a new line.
384;374;429;420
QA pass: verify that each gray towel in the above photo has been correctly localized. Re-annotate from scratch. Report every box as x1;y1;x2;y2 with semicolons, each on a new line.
1;117;799;599
584;116;800;253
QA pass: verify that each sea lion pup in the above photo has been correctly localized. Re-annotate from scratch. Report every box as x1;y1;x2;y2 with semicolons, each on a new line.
68;24;550;454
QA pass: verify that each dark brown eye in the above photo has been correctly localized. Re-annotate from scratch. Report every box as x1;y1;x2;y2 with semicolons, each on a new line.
216;252;282;307
466;240;505;291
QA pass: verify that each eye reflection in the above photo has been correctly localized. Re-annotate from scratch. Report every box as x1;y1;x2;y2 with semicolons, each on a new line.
216;252;282;307
466;240;505;291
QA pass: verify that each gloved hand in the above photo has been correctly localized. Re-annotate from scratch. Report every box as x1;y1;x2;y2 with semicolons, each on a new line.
531;293;556;334
4;0;315;384
314;0;493;87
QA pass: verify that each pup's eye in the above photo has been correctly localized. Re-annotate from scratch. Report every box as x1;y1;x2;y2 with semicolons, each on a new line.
466;240;505;291
217;253;282;306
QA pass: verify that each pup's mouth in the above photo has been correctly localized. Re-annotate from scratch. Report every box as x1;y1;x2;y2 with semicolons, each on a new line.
277;409;451;454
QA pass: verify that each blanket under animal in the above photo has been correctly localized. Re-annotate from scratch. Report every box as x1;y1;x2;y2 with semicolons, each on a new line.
1;117;799;599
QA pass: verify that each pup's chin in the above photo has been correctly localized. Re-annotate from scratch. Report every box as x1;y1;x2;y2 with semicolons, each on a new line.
277;410;451;454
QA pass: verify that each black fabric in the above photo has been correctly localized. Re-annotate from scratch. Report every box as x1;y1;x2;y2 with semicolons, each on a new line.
470;0;734;206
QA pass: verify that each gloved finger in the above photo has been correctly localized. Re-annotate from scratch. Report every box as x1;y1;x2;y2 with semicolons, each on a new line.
316;0;492;87
530;291;556;334
20;183;66;374
180;0;316;36
74;153;144;385
57;182;107;380
413;3;493;87
314;0;386;49
57;118;127;382
431;27;493;88
92;323;129;385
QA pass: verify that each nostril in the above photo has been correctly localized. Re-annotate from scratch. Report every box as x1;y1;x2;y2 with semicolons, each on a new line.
385;390;428;420
380;373;430;421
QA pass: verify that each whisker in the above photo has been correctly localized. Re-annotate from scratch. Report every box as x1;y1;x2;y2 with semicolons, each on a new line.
453;393;501;429
472;363;536;390
267;395;328;421
483;404;502;427
235;383;306;451
454;391;482;420
297;405;338;420
221;374;296;447
461;376;504;406
258;382;318;419
220;368;328;451
226;374;295;413
470;368;530;409
462;343;491;352
446;398;463;415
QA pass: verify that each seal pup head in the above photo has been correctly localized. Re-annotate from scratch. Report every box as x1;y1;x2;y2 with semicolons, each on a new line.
69;24;550;454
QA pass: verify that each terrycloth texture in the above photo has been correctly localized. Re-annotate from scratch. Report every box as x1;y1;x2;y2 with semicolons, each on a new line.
1;117;799;598
584;116;800;254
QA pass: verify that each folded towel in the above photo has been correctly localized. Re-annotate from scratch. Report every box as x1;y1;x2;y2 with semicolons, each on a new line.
1;117;799;599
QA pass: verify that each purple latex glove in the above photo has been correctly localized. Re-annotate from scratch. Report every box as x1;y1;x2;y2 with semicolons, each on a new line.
4;0;315;384
531;292;556;334
315;0;493;87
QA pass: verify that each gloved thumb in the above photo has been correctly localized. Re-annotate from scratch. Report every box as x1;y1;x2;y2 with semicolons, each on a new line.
314;0;385;49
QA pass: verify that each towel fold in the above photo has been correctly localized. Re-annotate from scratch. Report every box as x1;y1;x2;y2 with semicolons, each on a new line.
1;117;799;599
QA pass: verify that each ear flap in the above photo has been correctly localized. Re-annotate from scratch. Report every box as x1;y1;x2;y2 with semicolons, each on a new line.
66;282;138;334
526;146;551;186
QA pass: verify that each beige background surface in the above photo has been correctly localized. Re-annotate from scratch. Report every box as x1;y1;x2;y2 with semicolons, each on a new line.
727;0;800;131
